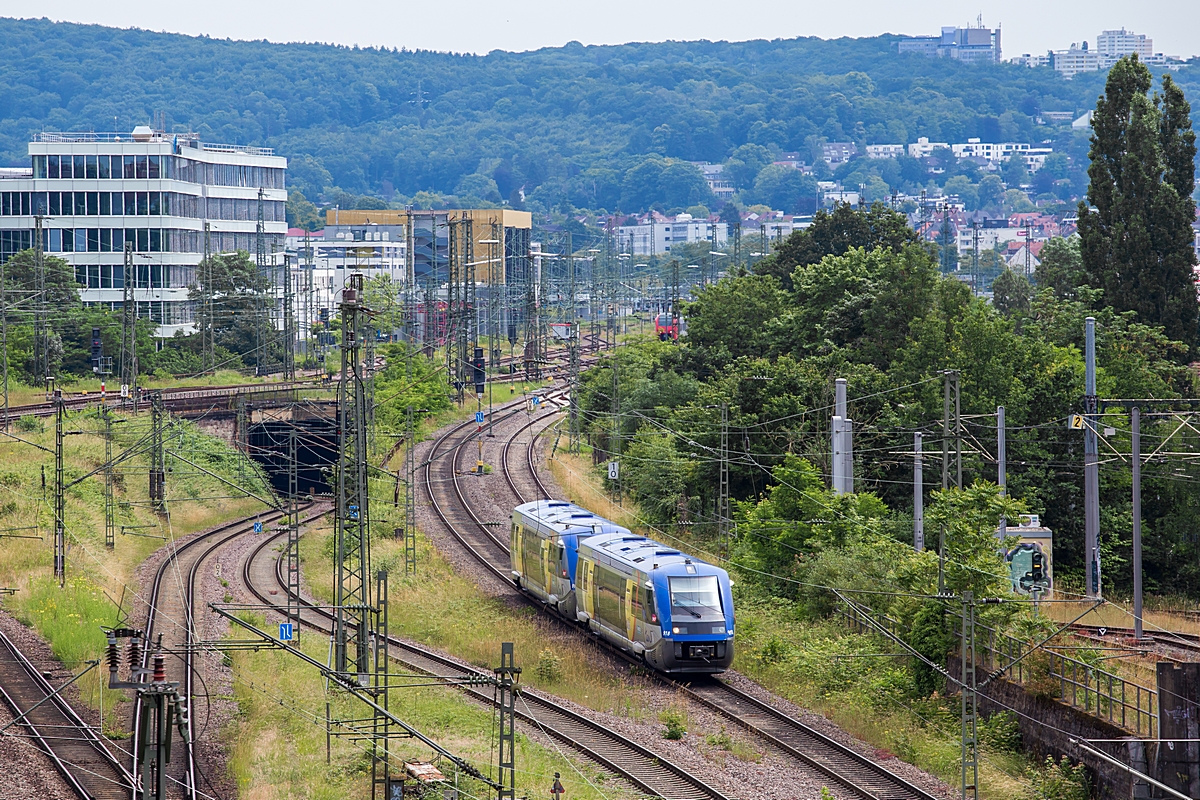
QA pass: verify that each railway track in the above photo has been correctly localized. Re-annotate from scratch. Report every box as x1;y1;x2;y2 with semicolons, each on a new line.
0;627;134;800
1068;623;1200;656
490;410;944;800
240;502;727;800
132;502;321;799
7;379;325;420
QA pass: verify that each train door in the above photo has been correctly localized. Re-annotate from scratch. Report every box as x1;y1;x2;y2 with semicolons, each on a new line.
580;559;595;618
624;580;636;642
540;539;553;594
512;523;522;575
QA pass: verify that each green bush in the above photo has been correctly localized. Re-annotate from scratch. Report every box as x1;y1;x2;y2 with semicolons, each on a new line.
659;707;687;740
533;649;563;683
1028;755;1088;800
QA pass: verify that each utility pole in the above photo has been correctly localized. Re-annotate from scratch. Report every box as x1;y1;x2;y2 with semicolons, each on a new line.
286;422;301;644
670;259;680;341
335;273;372;680
120;243;137;407
831;378;853;494
568;321;580;454
1023;220;1033;280
971;221;980;296
1083;317;1101;598
914;432;924;551
610;356;620;502
997;406;1006;540
404;404;417;575
283;254;295;380
371;570;391;800
202;222;214;374
495;642;518;800
34;215;47;390
255;187;267;376
53;393;65;586
150;392;165;512
718;403;730;558
1132;406;1143;639
103;406;115;549
2;248;8;431
960;592;979;800
940;370;962;594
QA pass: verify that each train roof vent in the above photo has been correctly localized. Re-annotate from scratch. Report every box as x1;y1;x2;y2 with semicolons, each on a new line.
569;513;593;518
546;501;571;507
655;550;680;556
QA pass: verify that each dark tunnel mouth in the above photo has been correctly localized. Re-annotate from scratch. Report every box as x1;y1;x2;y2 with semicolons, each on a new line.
246;418;338;496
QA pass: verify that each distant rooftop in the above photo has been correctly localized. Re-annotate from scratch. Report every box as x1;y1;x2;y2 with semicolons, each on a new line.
33;129;274;157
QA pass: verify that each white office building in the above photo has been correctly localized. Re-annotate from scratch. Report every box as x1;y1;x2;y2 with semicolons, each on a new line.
616;214;727;256
0;127;287;336
1096;29;1153;60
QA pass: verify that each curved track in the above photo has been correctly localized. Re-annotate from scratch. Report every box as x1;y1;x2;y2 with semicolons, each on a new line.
489;410;942;800
240;512;727;800
133;503;317;799
0;627;134;799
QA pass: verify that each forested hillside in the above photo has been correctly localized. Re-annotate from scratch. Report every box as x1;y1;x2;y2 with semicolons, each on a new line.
6;17;1194;211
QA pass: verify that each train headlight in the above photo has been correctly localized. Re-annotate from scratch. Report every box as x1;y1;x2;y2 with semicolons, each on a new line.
672;626;680;635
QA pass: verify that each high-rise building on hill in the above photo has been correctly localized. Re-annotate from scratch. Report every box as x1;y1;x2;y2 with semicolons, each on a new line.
898;25;1001;64
0;127;287;336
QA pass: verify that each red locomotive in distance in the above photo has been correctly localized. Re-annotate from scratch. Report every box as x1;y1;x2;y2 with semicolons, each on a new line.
654;312;679;341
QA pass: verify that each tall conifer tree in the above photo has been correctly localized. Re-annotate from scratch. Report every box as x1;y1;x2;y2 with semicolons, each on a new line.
1079;56;1198;348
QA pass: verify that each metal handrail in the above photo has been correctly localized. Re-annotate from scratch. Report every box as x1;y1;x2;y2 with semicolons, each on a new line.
835;600;1158;737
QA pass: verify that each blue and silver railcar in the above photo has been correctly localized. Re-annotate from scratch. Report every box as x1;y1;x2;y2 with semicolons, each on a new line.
576;532;734;673
510;500;627;618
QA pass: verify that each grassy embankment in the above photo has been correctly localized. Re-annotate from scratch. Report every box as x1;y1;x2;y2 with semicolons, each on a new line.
228;399;658;800
0;408;268;735
546;442;1075;800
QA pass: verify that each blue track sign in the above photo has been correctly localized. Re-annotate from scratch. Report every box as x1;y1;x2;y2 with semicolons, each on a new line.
253;521;263;533
279;622;294;642
533;396;541;407
475;411;485;424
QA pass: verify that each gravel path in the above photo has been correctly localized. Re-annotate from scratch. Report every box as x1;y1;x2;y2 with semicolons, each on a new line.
0;610;111;800
412;405;958;800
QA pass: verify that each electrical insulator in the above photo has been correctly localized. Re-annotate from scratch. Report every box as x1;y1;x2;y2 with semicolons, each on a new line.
106;635;120;675
128;636;142;671
153;649;166;683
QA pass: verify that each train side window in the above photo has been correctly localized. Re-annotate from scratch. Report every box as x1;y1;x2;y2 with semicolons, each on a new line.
645;588;657;623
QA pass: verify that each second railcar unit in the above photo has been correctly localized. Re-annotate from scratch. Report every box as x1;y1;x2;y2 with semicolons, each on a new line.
510;500;626;618
577;533;734;673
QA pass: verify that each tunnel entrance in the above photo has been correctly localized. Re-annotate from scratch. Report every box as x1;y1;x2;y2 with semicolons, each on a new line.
245;403;338;496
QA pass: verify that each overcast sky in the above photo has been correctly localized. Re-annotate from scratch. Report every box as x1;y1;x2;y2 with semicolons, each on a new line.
2;1;1197;61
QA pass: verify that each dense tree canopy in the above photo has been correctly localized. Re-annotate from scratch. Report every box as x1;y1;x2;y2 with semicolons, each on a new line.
580;204;1200;599
5;17;1194;214
1079;56;1199;349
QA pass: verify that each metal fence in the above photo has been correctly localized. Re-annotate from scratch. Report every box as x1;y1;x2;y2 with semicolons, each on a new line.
836;600;1158;738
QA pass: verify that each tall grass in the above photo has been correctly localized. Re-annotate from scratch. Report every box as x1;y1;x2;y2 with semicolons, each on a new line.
0;410;269;733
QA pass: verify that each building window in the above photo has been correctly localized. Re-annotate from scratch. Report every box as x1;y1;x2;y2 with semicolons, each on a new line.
48;229;61;252
148;156;160;179
99;192;110;216
98;156;111;180
136;192;148;216
149;192;160;215
86;192;99;216
112;228;124;252
33;156;46;179
33;193;47;215
136;229;148;252
49;193;60;215
74;192;86;216
85;156;98;179
124;192;136;216
74;228;86;252
100;228;111;252
123;156;135;179
149;229;161;252
47;156;59;179
73;156;85;180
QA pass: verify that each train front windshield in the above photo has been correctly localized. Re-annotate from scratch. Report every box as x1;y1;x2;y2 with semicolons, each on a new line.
657;314;672;327
668;576;724;622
